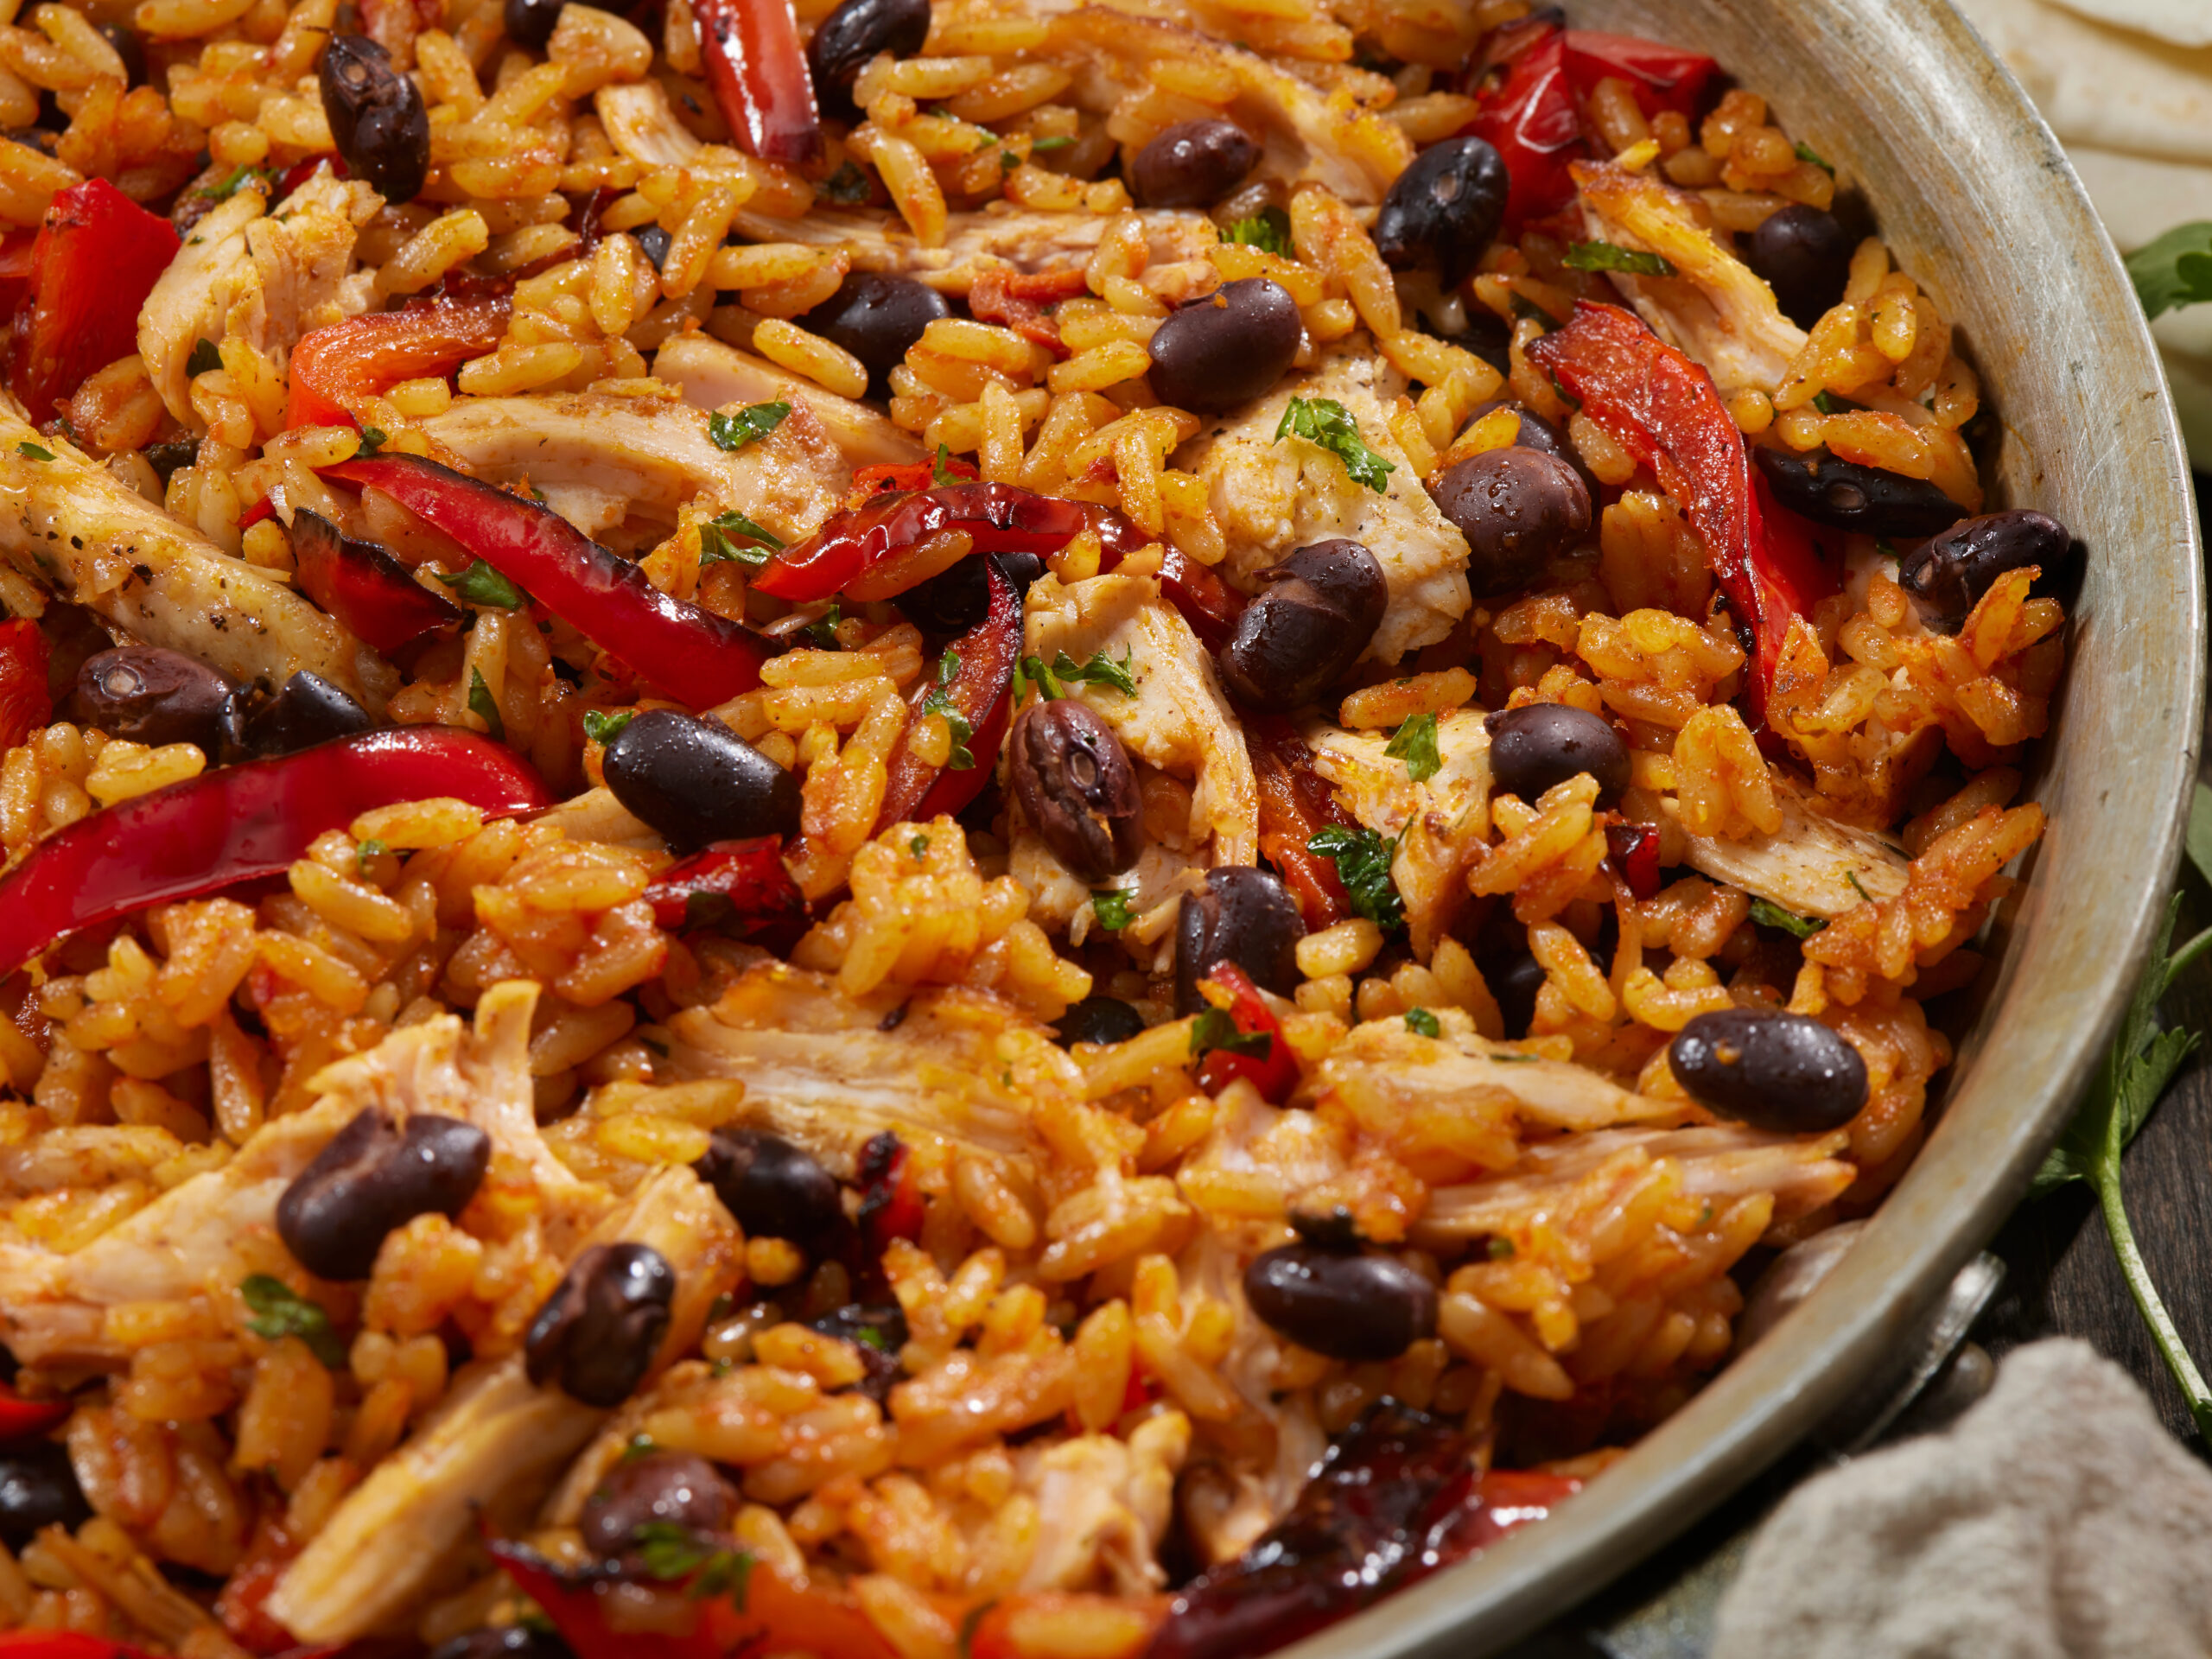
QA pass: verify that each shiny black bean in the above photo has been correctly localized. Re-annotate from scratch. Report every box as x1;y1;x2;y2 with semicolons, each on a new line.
1744;205;1853;328
1243;1244;1436;1362
1372;137;1510;288
1442;308;1510;377
1147;278;1302;414
896;550;1043;638
1174;868;1301;1014
1485;949;1545;1039
220;671;374;763
276;1108;492;1281
318;35;429;204
1430;447;1592;596
1130;119;1261;208
1752;446;1969;539
811;1302;906;1402
1484;703;1630;805
525;1243;676;1407
1897;508;2072;632
633;224;671;270
429;1627;575;1659
603;709;802;853
67;647;232;752
694;1127;842;1246
808;0;931;121
1669;1009;1868;1133
1218;537;1387;707
582;1450;736;1558
1054;995;1146;1048
0;1442;90;1549
801;271;950;396
1009;697;1141;880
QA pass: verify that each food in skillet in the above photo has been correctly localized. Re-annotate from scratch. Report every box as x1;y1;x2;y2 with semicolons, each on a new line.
0;0;2067;1653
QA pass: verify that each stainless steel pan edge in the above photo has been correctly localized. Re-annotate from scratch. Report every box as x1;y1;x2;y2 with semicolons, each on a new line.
1274;0;2207;1652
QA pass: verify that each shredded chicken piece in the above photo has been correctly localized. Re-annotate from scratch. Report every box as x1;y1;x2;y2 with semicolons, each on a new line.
1012;833;1209;953
652;332;925;468
1018;1415;1192;1593
1670;773;1910;918
726;204;1223;283
594;79;702;168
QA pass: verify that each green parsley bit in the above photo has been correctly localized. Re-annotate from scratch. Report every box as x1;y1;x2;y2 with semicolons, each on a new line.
1845;869;1872;903
355;837;387;877
356;424;388;457
1562;240;1677;278
16;442;53;461
620;1433;658;1463
1306;824;1404;931
632;1522;753;1604
933;442;960;484
1218;205;1293;255
707;401;791;452
1051;647;1136;696
1274;396;1396;493
1090;888;1135;931
435;558;526;609
238;1275;345;1367
1383;709;1441;783
187;338;222;378
582;709;634;746
910;835;930;857
699;510;784;566
467;666;505;742
1189;1005;1271;1062
1793;140;1834;173
1748;897;1826;939
798;603;844;651
820;160;871;203
1404;1007;1441;1038
1028;134;1076;151
1487;1236;1516;1260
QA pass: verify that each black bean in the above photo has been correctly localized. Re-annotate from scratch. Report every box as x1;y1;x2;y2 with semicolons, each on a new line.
501;0;575;50
1669;1009;1868;1133
219;671;373;764
810;1302;906;1402
0;1442;90;1549
896;549;1043;638
1484;703;1630;805
1744;205;1853;328
1054;995;1146;1048
1897;508;2072;632
1430;447;1592;596
582;1450;736;1558
1752;446;1968;539
1174;868;1301;1014
318;35;429;204
525;1243;676;1407
1008;698;1141;880
1130;119;1261;208
144;437;200;485
1372;137;1510;289
1147;278;1302;414
1486;950;1545;1039
801;271;950;397
67;647;232;752
693;1128;842;1246
1243;1244;1436;1362
429;1627;574;1659
276;1108;493;1281
1218;537;1387;707
603;709;802;853
1443;308;1511;377
633;224;672;270
807;0;931;122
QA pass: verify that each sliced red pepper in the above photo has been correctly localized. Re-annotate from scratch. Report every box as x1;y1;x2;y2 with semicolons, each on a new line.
1744;466;1844;696
1525;302;1838;723
0;617;53;753
757;482;1139;604
692;0;821;168
1153;546;1247;652
322;453;769;709
0;728;552;979
1560;30;1718;122
1604;820;1662;899
847;454;980;509
1193;963;1298;1103
877;561;1020;828
0;231;36;326
1247;715;1357;931
642;836;804;933
286;294;511;430
0;1380;68;1441
289;508;462;655
1464;15;1583;232
857;1131;925;1256
7;179;181;421
966;266;1087;359
0;1635;157;1659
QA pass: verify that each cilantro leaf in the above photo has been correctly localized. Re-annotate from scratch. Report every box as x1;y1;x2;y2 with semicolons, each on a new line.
1793;140;1833;173
239;1275;345;1367
1028;135;1075;151
1383;710;1441;783
798;603;843;651
1219;205;1292;255
620;1433;658;1463
1306;824;1404;931
1274;397;1395;493
1748;897;1825;939
1189;1006;1271;1062
922;650;974;767
1563;240;1676;278
187;337;222;378
582;709;634;745
1844;869;1872;903
708;402;791;452
820;160;871;202
1051;647;1136;696
1014;655;1060;703
1404;1007;1440;1038
355;836;387;876
16;442;52;461
2126;221;2212;320
933;442;959;485
356;424;388;457
909;834;929;856
853;1323;891;1351
699;510;783;566
632;1522;753;1605
435;559;525;608
467;666;505;742
1091;888;1134;931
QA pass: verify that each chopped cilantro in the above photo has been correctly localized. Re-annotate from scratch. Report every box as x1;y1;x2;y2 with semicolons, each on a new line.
187;337;222;378
798;603;843;651
1052;646;1136;696
959;1600;1001;1659
1845;869;1872;903
356;425;388;457
933;442;959;485
355;837;387;876
1274;396;1395;493
854;1323;892;1351
820;160;871;203
620;1433;658;1463
708;401;791;452
239;1275;344;1367
1793;140;1834;173
699;510;783;566
1001;149;1018;170
1219;205;1293;256
1307;824;1404;931
467;666;505;742
1383;710;1441;783
582;709;634;745
939;648;962;685
1563;240;1677;278
1404;1007;1441;1038
1028;135;1075;151
15;442;52;461
632;1522;753;1604
1090;888;1135;931
922;673;975;768
910;835;930;857
1811;390;1860;416
435;559;525;608
1189;1006;1271;1062
1748;896;1825;939
1014;655;1058;703
1487;1236;1516;1259
205;163;266;202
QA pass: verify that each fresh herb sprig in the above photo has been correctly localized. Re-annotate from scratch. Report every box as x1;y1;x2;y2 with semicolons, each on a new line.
1274;397;1395;494
1219;205;1292;255
2126;222;2212;320
1563;240;1676;278
1307;824;1404;931
239;1275;345;1367
708;402;790;452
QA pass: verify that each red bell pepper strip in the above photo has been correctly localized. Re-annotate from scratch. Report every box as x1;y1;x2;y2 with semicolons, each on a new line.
1247;715;1356;931
846;453;979;509
1464;15;1583;232
285;294;511;429
1560;30;1718;122
0;728;553;979
642;836;804;933
1604;820;1662;900
289;508;463;655
0;617;53;753
322;453;770;709
1152;547;1247;653
692;0;821;168
0;1380;68;1441
0;231;36;327
1193;963;1298;1103
0;1636;157;1659
1525;302;1837;722
877;561;1021;828
7;179;181;421
756;482;1141;604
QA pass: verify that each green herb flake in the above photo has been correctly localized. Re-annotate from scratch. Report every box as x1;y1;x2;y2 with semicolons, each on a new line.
632;1522;753;1605
1014;655;1059;704
187;337;222;378
467;666;505;742
1090;888;1135;931
1274;396;1396;493
356;425;388;457
1189;1005;1271;1063
959;1600;1001;1659
910;835;930;857
699;509;784;567
1844;869;1872;903
922;651;975;768
1219;205;1293;256
821;160;871;202
620;1433;659;1463
1382;710;1441;783
355;837;387;876
933;442;960;485
939;648;962;685
1748;897;1825;939
238;1275;345;1367
1306;824;1404;931
206;164;255;201
1051;646;1136;696
798;602;844;652
15;442;52;461
435;558;526;608
1563;239;1677;278
582;709;634;746
1001;150;1018;170
855;1324;891;1351
1811;390;1864;416
708;401;791;452
1793;140;1834;173
1486;1236;1516;1260
1028;135;1076;151
1403;1007;1440;1038
2126;221;2212;320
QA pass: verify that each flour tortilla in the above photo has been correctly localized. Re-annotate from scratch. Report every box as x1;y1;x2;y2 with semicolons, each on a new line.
2047;0;2212;50
1950;0;2212;164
